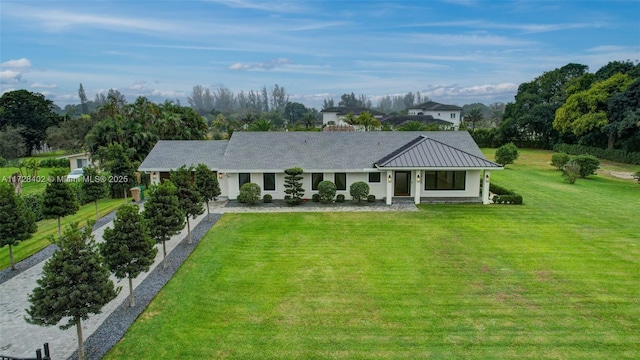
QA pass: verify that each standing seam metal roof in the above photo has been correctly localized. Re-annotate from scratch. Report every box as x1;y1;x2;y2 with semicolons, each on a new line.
376;136;502;168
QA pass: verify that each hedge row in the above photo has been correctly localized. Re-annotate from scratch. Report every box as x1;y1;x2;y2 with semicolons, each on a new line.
38;158;71;168
553;143;640;165
489;183;523;205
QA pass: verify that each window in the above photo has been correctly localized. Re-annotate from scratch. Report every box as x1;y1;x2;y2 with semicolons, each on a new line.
425;171;466;190
368;172;381;183
451;113;456;119
263;173;275;191
239;173;251;188
312;173;324;190
335;173;346;190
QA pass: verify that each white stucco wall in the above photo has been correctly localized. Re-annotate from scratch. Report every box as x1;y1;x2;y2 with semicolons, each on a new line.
322;112;340;125
408;109;461;127
225;171;388;201
418;169;481;198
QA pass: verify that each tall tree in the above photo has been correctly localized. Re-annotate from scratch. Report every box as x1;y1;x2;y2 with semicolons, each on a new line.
464;108;484;130
81;166;108;220
42;167;80;236
142;181;185;268
100;143;137;200
606;78;640;152
26;222;119;360
0;126;27;160
101;204;157;307
322;97;335;109
78;83;89;114
194;163;221;222
170;165;204;244
0;90;61;155
0;182;37;270
339;92;360;107
554;73;633;148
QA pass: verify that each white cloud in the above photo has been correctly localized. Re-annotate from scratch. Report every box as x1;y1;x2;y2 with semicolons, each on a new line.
1;58;32;70
409;33;535;47
228;58;292;71
206;0;308;13
0;70;24;84
129;81;147;90
31;83;58;89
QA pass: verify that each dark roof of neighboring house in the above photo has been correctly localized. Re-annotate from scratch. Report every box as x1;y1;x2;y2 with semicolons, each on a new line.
376;136;502;168
217;131;497;171
321;107;386;116
381;115;453;126
138;140;229;171
408;101;462;111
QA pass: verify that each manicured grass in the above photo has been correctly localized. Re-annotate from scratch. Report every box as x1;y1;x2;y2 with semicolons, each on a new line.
106;150;639;359
0;167;58;194
0;198;126;270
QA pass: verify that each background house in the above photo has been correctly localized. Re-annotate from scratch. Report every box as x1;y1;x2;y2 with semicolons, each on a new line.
407;101;463;128
57;152;98;170
320;107;386;128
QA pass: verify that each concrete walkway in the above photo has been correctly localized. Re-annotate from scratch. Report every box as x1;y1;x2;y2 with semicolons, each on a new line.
0;199;418;359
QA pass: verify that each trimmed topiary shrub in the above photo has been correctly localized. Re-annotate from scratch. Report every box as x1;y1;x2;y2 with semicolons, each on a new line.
263;194;272;203
495;143;519;166
284;167;304;205
551;153;570;170
553;143;640;165
317;180;336;203
312;194;320;202
349;181;370;203
569;155;600;178
238;182;261;205
21;192;44;221
562;162;580;184
489;182;523;204
336;194;345;203
367;194;376;203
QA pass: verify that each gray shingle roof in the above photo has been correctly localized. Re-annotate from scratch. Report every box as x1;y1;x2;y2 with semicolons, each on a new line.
381;115;453;126
320;107;386;116
138;140;229;171
376;136;502;168
408;101;462;111
218;131;497;171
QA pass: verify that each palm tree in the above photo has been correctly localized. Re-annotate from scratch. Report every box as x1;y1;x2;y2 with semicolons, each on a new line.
248;118;273;131
465;108;484;130
343;112;358;126
357;111;381;131
399;121;427;131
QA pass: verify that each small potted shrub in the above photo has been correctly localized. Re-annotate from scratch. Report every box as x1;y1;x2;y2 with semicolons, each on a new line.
263;194;272;203
336;194;345;203
367;194;376;203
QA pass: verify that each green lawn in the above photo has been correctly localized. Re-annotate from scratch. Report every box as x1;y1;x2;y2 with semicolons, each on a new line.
105;149;639;359
0;167;58;194
0;198;126;270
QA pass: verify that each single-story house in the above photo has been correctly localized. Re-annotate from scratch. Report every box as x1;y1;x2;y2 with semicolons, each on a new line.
57;152;98;170
139;131;502;205
407;101;463;128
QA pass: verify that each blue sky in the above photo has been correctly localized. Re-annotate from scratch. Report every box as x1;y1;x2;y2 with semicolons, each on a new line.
1;0;639;109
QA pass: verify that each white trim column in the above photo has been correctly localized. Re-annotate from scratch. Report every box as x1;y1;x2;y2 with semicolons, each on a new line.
414;170;421;205
482;170;491;205
386;170;393;205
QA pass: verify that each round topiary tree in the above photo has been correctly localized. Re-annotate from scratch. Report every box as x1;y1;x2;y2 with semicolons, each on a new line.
284;167;304;205
551;152;570;170
569;154;600;178
238;182;261;205
317;180;337;203
350;181;370;203
495;143;519;166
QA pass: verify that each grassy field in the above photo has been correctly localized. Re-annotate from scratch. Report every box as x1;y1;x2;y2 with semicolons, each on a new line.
0;197;126;270
104;149;639;359
0;167;58;194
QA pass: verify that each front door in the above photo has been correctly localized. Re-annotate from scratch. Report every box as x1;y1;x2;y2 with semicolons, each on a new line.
394;171;411;196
